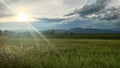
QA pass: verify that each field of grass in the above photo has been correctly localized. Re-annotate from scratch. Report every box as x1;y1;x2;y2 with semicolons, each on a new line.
0;34;120;68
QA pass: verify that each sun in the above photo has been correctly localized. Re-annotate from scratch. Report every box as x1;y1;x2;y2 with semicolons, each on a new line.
17;13;29;22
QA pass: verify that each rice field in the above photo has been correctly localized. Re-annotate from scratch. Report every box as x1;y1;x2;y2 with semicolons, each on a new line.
0;34;120;68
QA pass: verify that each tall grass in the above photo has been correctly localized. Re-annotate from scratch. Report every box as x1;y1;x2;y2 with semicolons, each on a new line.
0;35;120;68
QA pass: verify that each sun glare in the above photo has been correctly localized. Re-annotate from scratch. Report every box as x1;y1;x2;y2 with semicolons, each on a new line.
17;13;28;22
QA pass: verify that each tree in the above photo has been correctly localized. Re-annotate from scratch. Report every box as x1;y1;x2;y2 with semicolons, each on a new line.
70;32;73;35
0;30;2;36
51;30;54;35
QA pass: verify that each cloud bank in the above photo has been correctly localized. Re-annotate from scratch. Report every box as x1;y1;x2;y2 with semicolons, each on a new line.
65;0;120;20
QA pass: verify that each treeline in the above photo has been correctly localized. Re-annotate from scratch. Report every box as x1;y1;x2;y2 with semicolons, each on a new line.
1;30;120;39
0;30;15;36
0;30;2;36
45;34;120;40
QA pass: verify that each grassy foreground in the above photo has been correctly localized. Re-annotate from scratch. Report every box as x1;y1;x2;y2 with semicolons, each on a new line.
0;35;120;68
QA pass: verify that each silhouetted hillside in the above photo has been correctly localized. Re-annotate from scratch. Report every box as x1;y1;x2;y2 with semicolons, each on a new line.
68;28;119;34
42;28;120;34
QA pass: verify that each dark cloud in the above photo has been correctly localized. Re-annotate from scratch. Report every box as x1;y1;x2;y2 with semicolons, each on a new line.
95;7;120;20
60;18;120;31
36;18;67;22
65;0;110;16
64;0;120;20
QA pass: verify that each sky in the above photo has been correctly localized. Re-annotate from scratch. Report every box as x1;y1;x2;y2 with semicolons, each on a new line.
0;0;87;21
0;0;120;31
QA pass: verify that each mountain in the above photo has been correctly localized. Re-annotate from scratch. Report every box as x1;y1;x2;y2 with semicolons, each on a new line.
68;28;119;34
43;28;120;34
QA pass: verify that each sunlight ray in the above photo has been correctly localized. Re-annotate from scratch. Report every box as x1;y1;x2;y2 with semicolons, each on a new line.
26;25;41;46
27;23;54;46
0;0;15;12
27;26;37;41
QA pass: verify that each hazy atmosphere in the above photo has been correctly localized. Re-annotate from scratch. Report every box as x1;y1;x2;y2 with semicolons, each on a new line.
0;0;120;31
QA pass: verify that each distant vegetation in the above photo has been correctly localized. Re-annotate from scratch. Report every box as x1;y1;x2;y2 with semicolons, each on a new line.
0;30;2;36
45;34;120;40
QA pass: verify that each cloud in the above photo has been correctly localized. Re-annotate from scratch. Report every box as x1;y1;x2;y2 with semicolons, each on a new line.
95;7;120;20
65;0;110;16
3;0;18;3
34;16;120;31
62;0;120;31
36;18;67;22
0;14;13;18
60;18;120;31
65;0;120;20
6;0;86;18
0;1;14;18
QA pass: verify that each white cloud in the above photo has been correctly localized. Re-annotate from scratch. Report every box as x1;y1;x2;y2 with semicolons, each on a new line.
4;0;85;18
